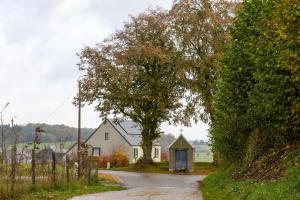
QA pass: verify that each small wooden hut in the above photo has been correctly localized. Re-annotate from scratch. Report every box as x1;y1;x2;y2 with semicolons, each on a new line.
169;134;194;172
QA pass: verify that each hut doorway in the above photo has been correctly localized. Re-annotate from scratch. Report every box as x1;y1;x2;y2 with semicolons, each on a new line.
175;149;187;170
169;134;194;172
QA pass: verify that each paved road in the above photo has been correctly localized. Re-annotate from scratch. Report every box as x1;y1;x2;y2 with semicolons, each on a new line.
71;170;205;200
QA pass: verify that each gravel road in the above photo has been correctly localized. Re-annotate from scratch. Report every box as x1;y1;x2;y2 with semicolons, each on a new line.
71;170;205;200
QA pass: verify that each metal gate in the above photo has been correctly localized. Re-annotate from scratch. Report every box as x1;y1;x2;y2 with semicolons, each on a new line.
175;150;187;171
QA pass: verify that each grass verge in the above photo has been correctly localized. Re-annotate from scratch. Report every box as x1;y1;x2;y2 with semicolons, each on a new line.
108;162;215;175
201;146;300;200
18;182;125;200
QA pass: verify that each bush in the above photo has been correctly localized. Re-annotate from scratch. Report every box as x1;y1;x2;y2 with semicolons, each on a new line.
161;152;168;161
110;150;129;167
97;150;129;168
97;156;110;168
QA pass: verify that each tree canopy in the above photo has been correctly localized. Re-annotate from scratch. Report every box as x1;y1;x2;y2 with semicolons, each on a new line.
170;0;236;121
78;10;189;163
77;1;237;163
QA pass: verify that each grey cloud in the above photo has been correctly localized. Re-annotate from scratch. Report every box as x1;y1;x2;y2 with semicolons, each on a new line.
0;0;208;140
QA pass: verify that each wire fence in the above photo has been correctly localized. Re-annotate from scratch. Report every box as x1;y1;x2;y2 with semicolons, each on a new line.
0;146;98;200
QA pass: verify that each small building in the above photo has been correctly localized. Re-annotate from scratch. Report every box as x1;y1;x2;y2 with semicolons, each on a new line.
36;148;54;164
36;148;64;164
169;134;194;172
65;118;161;164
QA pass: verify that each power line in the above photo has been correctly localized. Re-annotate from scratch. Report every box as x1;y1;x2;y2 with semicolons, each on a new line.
38;88;77;124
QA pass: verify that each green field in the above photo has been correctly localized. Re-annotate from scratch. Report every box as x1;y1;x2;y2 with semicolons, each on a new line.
195;152;213;163
194;144;213;163
13;141;74;151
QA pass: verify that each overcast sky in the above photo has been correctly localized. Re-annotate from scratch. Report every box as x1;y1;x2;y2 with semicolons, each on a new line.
0;0;209;141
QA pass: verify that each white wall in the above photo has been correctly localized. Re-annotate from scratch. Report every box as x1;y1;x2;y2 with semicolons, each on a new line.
65;120;161;164
66;120;132;161
131;145;161;163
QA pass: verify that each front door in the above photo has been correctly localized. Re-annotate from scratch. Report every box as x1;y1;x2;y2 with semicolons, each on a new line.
175;150;187;171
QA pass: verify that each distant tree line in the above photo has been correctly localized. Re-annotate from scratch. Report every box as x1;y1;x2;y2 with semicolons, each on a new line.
2;123;94;145
2;123;197;153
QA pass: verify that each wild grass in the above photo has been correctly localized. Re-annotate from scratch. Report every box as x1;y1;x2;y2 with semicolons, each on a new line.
201;146;300;200
18;181;124;200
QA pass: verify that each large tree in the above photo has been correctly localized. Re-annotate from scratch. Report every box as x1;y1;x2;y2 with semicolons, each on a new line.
170;0;236;121
78;10;188;164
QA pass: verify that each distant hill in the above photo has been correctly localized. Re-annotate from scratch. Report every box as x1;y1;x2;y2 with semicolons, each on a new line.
4;123;94;144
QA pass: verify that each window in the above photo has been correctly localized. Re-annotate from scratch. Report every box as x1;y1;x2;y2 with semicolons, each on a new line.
92;148;101;156
105;132;109;140
154;148;159;158
133;148;138;158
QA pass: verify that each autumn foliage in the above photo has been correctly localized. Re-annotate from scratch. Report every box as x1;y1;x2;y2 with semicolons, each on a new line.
97;150;129;168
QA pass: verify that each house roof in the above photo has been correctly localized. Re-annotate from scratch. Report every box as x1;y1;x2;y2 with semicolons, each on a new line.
107;119;160;146
65;118;160;155
36;148;54;159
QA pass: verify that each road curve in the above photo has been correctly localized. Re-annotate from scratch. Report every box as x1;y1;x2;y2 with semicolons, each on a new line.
71;170;205;200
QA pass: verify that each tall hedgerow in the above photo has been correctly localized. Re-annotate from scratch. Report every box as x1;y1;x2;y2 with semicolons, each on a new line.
211;0;300;163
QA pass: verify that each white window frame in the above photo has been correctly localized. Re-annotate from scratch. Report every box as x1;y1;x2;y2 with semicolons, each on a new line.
105;132;109;140
92;147;101;156
154;147;159;158
133;148;138;158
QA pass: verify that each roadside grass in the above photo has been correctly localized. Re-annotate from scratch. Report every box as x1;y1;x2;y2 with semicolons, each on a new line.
98;173;124;185
201;146;300;200
108;162;215;175
1;164;124;200
18;182;125;200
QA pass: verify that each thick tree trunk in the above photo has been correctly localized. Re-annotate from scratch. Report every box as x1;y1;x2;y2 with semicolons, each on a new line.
140;118;160;165
142;142;153;164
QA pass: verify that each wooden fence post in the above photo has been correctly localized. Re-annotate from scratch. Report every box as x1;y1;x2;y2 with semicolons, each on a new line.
51;151;56;186
31;148;36;185
88;161;91;184
66;155;70;183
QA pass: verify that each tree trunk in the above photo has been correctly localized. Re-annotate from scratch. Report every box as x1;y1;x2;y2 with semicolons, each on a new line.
140;119;160;165
142;142;153;164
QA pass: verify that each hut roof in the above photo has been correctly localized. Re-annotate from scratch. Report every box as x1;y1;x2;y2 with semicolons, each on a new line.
169;134;194;149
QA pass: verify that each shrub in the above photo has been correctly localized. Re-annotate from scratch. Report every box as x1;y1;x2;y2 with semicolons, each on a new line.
98;156;110;168
97;150;129;168
110;150;129;167
161;152;168;161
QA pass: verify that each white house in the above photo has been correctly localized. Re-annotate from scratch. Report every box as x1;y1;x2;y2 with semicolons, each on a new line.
65;119;161;164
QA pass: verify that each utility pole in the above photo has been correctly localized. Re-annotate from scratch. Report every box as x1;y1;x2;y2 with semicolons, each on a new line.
0;102;9;164
77;80;81;179
10;117;17;193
